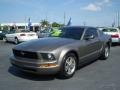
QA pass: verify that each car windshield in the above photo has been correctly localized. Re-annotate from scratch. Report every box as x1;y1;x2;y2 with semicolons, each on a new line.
102;28;117;32
15;29;30;33
21;30;30;32
40;29;50;33
50;27;84;40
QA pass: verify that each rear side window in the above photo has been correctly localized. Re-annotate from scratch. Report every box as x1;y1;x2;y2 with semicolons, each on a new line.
102;29;117;32
98;30;104;36
84;28;98;38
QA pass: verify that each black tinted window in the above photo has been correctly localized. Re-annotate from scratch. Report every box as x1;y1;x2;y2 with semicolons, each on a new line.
102;28;117;32
61;27;84;40
84;28;98;38
50;27;84;40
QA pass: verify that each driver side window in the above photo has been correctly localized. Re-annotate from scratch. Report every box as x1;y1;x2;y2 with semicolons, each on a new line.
83;28;98;40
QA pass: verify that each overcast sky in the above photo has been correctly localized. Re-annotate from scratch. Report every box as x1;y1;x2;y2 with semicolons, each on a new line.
0;0;120;26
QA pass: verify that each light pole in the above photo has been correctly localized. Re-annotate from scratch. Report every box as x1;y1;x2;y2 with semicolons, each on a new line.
118;11;119;27
64;12;66;25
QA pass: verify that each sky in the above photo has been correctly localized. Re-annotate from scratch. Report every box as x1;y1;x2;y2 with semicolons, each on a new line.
0;0;120;26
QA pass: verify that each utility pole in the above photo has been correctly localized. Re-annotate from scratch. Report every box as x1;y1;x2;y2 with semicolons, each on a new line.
118;11;120;27
45;12;48;21
25;16;27;30
83;22;86;26
64;12;66;25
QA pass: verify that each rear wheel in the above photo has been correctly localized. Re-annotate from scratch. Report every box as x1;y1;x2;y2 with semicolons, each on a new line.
59;53;77;79
100;45;110;60
14;38;19;44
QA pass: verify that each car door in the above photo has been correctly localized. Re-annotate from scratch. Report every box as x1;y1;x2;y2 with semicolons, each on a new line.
6;30;16;41
81;28;101;61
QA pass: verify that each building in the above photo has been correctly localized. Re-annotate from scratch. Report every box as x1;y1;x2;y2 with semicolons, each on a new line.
0;23;41;32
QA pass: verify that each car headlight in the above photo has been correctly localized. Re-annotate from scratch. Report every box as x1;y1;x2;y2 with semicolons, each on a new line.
41;53;56;61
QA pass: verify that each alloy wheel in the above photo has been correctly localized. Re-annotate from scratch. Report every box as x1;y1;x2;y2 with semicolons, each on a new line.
105;46;109;58
65;57;76;75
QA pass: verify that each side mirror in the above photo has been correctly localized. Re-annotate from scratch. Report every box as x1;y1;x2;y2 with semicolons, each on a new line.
85;35;95;40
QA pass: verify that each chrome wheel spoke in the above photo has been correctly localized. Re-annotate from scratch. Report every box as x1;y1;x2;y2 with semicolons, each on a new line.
65;63;69;71
70;61;75;69
105;47;109;57
67;67;72;74
65;56;76;75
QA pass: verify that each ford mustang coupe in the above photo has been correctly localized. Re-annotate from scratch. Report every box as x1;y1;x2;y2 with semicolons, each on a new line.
10;26;111;78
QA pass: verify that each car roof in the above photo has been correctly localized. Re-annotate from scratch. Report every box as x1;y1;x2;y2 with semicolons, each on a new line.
63;26;96;29
103;27;119;29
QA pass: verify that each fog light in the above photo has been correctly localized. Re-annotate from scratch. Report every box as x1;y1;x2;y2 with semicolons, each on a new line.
39;64;58;68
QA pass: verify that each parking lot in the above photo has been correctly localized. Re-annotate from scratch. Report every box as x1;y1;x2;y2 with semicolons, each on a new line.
0;40;120;90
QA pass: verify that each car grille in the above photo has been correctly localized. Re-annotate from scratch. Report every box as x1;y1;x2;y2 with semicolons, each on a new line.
12;63;37;72
13;49;38;59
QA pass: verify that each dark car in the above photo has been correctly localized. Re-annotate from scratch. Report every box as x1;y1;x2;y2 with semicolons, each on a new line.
0;30;9;40
10;26;111;78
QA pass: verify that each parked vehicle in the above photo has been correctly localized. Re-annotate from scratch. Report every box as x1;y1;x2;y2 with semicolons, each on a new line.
0;30;9;40
37;28;61;38
4;29;38;44
0;31;3;40
10;26;111;78
37;28;52;38
102;28;120;43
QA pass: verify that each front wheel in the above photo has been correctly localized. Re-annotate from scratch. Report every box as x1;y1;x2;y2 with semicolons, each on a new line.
59;53;77;79
3;37;7;42
100;45;110;60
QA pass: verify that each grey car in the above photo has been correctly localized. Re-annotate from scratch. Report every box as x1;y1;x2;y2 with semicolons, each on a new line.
37;28;51;38
10;26;111;78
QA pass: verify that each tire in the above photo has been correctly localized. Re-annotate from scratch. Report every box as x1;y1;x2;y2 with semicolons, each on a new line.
59;53;77;79
100;45;110;60
14;38;19;44
3;37;7;42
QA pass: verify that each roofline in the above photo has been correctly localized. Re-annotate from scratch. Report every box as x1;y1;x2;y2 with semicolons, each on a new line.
63;26;96;28
0;23;40;26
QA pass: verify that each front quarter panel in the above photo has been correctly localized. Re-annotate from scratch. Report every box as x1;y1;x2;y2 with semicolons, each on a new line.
52;41;82;67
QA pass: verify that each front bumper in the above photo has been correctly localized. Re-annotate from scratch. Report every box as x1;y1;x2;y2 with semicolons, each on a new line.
10;56;60;75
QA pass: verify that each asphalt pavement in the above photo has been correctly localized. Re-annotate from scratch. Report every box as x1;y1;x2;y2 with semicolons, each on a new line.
0;40;120;90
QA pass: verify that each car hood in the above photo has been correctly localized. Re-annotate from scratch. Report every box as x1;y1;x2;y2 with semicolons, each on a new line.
13;37;77;52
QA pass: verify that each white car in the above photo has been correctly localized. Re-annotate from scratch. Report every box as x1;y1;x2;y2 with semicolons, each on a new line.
102;28;120;43
4;29;38;44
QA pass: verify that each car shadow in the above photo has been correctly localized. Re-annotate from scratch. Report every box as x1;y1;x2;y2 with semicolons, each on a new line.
0;40;14;45
8;66;57;81
77;59;98;70
8;59;101;80
111;43;120;47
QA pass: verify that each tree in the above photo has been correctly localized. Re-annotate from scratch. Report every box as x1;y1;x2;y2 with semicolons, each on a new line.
40;20;50;28
52;22;60;27
3;25;8;30
52;22;64;27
